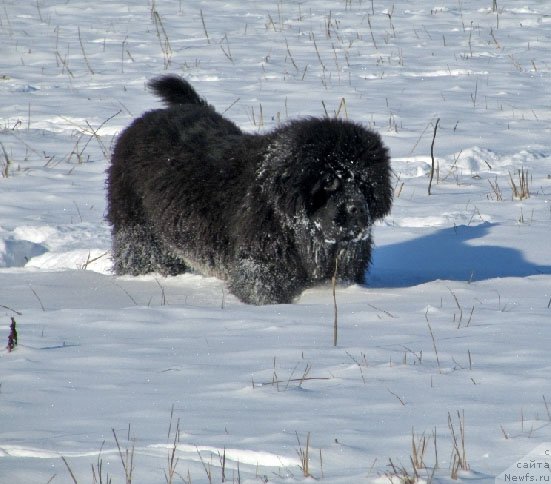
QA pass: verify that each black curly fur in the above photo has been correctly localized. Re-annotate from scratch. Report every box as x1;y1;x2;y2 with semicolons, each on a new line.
107;76;392;304
148;74;208;106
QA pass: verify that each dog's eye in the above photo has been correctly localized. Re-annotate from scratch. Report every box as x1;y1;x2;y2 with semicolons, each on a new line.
324;178;340;192
307;177;340;214
308;188;329;213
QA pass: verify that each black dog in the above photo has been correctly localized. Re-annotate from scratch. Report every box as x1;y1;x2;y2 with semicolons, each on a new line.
107;76;392;304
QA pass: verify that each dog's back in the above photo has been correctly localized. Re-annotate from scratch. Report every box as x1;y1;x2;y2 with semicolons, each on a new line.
148;75;207;107
108;75;249;278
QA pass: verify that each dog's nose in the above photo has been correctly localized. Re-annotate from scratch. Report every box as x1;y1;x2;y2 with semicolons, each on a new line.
334;199;370;231
347;204;361;215
346;201;369;222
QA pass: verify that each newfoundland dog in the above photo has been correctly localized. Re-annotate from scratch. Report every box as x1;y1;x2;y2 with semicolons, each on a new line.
107;75;392;304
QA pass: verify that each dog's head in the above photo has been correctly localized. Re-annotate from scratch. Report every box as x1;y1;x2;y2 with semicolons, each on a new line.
258;118;392;280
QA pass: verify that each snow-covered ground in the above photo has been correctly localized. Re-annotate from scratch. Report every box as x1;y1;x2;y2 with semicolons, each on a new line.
1;1;550;482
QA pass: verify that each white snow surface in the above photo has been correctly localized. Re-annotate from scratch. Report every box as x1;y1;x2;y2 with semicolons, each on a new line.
1;1;551;482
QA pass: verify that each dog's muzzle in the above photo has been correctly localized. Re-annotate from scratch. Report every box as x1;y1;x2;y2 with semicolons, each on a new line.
334;197;370;238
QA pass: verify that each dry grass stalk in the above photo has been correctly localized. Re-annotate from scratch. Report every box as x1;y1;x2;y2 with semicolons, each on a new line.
165;406;181;484
1;141;11;178
0;304;22;316
428;118;440;195
63;110;120;164
80;251;109;270
448;410;469;479
29;284;46;311
395;181;405;198
488;177;503;200
62;455;79;484
296;432;312;477
151;1;172;68
335;97;348;119
55;49;75;78
426;320;442;374
448;287;464;327
500;424;510;439
411;428;428;470
387;388;406;406
509;168;530;200
112;425;135;484
220;33;234;64
91;441;111;484
78;26;94;74
384;457;418;484
217;447;227;482
346;351;368;384
200;9;210;44
197;448;213;483
285;37;298;72
332;255;338;346
543;395;551;421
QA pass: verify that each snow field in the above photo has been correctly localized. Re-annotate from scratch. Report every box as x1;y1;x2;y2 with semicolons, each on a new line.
1;0;550;482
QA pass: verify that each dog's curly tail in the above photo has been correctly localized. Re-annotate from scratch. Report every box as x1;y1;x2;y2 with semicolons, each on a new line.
148;75;207;106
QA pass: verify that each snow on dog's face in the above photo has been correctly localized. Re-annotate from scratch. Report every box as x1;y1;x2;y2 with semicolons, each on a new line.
258;118;392;280
302;167;371;244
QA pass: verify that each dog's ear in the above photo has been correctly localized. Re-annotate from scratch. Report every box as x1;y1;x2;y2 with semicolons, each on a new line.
257;132;296;183
357;161;393;220
352;130;392;220
258;122;332;191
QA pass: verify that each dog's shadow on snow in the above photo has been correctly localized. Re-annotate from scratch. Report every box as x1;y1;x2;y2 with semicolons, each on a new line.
367;222;551;288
